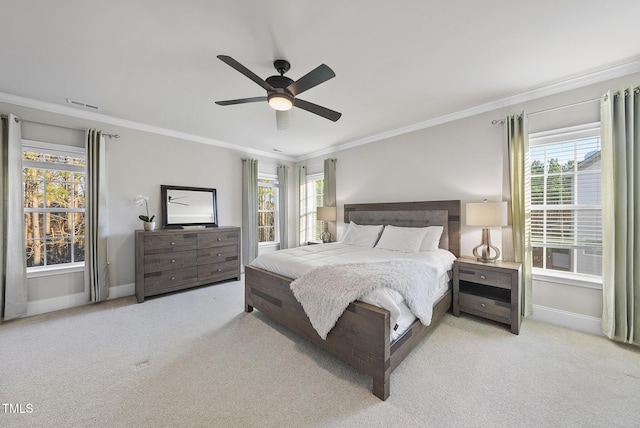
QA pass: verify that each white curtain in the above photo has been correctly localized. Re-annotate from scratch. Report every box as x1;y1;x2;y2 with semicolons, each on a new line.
0;114;27;321
299;165;307;245
85;129;109;303
242;158;258;265
506;113;533;317
323;158;337;238
277;165;289;249
601;88;639;346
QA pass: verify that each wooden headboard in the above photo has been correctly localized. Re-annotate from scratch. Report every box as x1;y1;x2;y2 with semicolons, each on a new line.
343;200;461;257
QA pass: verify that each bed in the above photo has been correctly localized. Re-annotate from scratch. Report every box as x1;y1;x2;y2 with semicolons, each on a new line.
244;200;461;400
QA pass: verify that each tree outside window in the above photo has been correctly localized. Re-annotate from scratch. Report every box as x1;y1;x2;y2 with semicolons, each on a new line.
258;177;279;243
23;144;86;268
529;127;602;277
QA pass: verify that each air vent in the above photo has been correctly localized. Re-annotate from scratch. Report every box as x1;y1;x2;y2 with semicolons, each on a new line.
65;98;100;110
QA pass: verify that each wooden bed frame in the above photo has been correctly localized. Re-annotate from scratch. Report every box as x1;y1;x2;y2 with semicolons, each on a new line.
244;200;461;400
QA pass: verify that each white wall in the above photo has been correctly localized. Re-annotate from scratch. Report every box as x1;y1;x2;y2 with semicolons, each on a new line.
299;70;640;334
3;69;639;332
1;102;292;315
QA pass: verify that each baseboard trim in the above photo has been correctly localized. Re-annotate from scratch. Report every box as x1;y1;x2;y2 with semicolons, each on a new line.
25;283;135;317
108;283;135;300
26;292;88;317
529;304;604;336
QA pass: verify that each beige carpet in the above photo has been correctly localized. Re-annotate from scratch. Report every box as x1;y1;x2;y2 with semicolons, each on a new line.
1;278;639;428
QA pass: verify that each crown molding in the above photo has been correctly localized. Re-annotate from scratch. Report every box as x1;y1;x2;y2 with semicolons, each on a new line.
0;91;295;162
2;57;640;164
295;58;640;162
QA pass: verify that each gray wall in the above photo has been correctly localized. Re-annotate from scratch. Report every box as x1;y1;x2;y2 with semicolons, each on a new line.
298;70;640;333
2;69;639;332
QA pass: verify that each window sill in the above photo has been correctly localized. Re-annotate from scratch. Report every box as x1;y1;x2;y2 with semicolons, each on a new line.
27;263;85;279
259;242;280;249
532;268;602;290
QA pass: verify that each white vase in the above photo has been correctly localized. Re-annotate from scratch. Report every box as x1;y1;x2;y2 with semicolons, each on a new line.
144;221;156;231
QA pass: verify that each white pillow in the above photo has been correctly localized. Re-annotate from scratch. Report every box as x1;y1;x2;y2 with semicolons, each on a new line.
420;226;444;252
375;225;429;253
341;222;383;247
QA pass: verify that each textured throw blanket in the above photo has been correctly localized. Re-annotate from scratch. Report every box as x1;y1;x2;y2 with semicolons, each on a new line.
290;259;440;339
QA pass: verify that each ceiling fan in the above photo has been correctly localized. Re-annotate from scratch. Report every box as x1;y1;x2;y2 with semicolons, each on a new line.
215;55;342;130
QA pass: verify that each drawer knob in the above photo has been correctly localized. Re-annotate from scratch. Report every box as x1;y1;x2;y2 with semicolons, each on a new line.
480;275;486;280
480;303;486;308
217;268;222;272
171;259;176;263
170;276;175;281
217;253;222;257
170;241;175;246
217;238;222;241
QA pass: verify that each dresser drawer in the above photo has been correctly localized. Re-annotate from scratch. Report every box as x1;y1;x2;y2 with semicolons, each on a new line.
143;233;198;254
144;250;197;273
199;230;240;248
197;245;238;264
198;260;240;282
458;266;512;289
144;267;198;292
458;292;511;320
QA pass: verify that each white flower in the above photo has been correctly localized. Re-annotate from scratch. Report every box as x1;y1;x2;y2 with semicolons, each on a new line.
134;195;148;206
134;195;154;222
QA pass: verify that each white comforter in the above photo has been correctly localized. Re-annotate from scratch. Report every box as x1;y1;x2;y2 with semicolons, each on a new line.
290;259;441;339
250;243;456;340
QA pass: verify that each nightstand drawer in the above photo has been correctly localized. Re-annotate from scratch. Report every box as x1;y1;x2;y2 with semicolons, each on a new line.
458;292;511;319
458;267;512;289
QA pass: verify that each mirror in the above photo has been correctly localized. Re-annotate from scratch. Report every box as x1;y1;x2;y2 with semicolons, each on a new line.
161;185;218;228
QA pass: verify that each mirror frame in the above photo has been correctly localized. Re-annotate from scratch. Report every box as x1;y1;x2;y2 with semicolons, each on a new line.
160;185;218;229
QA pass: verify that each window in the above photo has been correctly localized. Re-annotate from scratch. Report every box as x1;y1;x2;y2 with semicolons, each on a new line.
258;176;279;244
23;140;86;269
300;173;324;243
528;123;602;278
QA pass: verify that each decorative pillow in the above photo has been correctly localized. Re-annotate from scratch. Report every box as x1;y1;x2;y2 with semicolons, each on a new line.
340;222;384;247
419;226;444;252
374;225;429;253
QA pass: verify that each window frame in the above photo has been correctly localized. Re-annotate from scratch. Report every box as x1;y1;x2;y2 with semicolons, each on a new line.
257;173;279;246
22;139;86;276
300;172;324;244
528;122;602;288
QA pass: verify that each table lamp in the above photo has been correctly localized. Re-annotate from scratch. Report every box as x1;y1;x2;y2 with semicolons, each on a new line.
466;200;507;262
316;206;337;243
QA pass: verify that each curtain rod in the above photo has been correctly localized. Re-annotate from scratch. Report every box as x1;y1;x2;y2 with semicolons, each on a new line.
491;96;603;125
1;115;119;138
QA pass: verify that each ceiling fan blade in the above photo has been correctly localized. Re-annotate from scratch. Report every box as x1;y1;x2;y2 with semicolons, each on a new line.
215;96;267;106
293;98;342;122
286;64;336;97
217;55;274;91
276;110;289;130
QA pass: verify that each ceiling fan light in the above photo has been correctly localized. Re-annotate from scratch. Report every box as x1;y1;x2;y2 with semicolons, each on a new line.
268;93;293;111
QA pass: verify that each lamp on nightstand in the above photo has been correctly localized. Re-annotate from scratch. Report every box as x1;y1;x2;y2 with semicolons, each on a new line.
466;199;507;263
317;206;337;243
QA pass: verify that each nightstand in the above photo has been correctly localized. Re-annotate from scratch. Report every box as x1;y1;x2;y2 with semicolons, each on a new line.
453;257;522;334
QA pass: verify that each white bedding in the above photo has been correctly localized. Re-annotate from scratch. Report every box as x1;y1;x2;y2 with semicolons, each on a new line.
249;243;456;341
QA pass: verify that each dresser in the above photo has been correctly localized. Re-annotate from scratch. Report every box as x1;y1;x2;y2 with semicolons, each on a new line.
135;227;241;302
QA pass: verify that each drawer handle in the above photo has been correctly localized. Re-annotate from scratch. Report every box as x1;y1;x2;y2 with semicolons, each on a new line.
171;259;176;263
217;238;222;241
170;276;176;281
217;253;222;257
480;302;486;308
217;268;222;272
480;275;486;280
170;241;175;246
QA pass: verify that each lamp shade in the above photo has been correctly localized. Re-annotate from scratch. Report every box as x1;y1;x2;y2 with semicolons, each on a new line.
466;201;507;227
316;206;337;221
